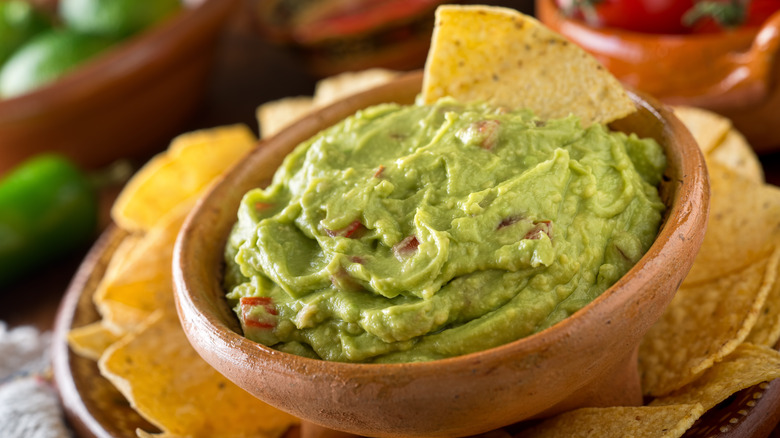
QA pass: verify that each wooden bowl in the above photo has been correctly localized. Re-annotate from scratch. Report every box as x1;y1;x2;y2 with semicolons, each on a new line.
536;0;780;153
172;71;709;437
0;0;238;175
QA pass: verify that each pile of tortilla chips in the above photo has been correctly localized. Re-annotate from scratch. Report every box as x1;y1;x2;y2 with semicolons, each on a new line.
67;4;780;437
67;125;300;437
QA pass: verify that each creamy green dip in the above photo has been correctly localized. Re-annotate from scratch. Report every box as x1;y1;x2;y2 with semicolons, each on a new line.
223;98;666;363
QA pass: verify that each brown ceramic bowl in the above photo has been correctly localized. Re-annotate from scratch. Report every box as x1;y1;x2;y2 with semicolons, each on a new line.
0;0;238;175
536;0;780;153
173;71;709;437
249;0;445;77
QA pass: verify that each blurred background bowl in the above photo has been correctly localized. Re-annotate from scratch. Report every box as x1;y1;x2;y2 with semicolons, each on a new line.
248;0;535;78
536;0;780;153
250;0;447;77
0;0;238;175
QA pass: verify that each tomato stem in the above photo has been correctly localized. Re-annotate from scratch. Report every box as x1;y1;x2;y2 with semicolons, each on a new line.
683;0;748;29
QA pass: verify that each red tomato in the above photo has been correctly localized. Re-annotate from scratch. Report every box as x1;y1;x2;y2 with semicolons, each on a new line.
686;0;780;33
745;0;780;26
556;0;695;34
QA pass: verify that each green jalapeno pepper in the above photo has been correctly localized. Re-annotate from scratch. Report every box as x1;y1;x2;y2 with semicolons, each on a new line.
0;154;98;287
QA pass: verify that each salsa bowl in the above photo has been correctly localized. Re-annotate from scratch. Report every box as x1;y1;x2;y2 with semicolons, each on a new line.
536;0;780;153
173;71;709;437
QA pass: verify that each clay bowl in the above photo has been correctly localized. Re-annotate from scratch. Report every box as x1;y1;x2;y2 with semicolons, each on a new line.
536;0;780;153
0;0;238;175
249;0;445;77
173;71;709;437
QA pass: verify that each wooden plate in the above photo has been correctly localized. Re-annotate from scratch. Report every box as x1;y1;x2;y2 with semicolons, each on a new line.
52;227;159;438
51;227;780;438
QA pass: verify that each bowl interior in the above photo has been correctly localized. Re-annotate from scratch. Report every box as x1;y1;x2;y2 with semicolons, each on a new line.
174;70;709;437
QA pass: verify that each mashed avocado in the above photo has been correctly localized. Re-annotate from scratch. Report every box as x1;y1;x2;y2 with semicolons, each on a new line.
223;98;666;363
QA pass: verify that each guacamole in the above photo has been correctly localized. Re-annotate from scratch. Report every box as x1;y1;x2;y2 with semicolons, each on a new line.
223;98;666;363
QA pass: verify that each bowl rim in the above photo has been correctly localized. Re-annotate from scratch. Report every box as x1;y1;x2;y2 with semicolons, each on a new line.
0;0;238;121
173;70;710;376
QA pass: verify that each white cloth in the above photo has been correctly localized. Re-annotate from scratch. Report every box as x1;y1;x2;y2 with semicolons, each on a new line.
0;322;51;380
0;322;71;438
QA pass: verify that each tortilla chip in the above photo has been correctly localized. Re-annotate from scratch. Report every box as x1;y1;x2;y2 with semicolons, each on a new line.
684;162;780;285
258;69;400;139
518;404;704;438
67;321;121;361
672;106;731;154
94;200;193;333
135;431;171;438
708;129;764;184
135;431;185;438
97;301;151;337
313;68;400;107
672;105;763;182
99;312;299;437
258;96;315;139
639;248;779;397
746;275;780;347
99;232;143;288
111;124;256;233
422;5;635;125
651;343;780;410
